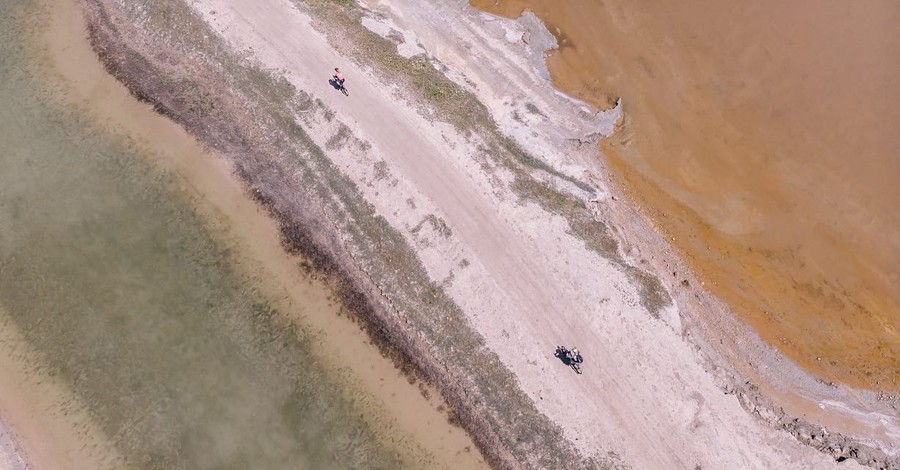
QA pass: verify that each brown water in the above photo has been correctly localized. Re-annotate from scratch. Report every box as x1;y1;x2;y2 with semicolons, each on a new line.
0;0;486;467
473;0;900;390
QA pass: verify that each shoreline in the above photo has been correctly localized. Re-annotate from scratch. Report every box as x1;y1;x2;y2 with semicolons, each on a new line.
354;0;899;465
14;0;894;468
470;0;900;392
475;4;900;463
477;5;900;460
0;0;486;467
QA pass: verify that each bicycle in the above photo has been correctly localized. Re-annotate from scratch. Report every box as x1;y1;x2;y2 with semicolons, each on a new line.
555;346;584;374
332;67;348;96
333;75;348;96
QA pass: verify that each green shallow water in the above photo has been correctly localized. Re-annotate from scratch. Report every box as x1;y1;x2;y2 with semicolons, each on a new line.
0;1;416;468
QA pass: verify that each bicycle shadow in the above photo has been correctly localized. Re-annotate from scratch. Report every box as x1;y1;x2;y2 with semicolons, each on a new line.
328;78;344;91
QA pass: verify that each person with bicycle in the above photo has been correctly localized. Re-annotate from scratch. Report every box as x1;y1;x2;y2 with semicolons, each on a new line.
333;67;345;87
568;347;583;365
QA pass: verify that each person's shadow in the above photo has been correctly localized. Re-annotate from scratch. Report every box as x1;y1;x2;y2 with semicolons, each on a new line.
328;78;343;91
554;345;575;366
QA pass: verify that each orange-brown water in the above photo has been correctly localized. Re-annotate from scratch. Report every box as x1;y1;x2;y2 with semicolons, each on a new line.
472;0;900;390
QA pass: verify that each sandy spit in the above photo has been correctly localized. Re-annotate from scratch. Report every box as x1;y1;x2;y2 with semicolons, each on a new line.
73;0;897;468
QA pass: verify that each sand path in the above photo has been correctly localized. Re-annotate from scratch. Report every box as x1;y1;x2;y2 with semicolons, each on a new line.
188;0;866;468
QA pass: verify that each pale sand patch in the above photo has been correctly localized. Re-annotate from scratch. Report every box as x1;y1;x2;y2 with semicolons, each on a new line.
185;0;877;467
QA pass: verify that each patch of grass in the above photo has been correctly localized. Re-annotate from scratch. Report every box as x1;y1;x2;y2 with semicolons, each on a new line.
492;136;597;195
372;160;390;181
411;214;452;239
511;177;585;214
174;80;215;116
628;267;670;318
315;98;335;121
325;123;351;149
525;102;545;117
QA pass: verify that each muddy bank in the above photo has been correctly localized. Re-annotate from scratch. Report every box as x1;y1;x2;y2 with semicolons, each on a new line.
471;0;900;392
81;0;595;468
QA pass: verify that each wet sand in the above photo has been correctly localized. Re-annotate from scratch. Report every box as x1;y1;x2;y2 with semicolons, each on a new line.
0;0;486;467
472;0;900;390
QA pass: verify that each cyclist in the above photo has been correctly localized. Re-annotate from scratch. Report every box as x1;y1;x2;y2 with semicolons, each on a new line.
569;347;583;364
